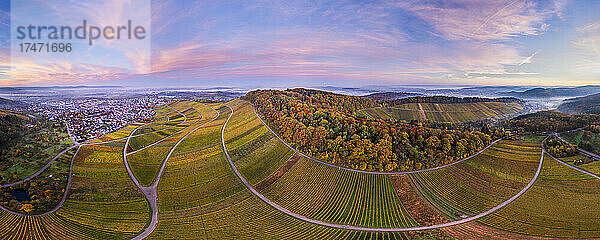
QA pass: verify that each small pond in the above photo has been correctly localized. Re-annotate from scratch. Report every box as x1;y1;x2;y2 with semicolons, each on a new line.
9;189;31;202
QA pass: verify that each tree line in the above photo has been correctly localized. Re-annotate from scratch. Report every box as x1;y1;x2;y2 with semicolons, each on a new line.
504;111;600;133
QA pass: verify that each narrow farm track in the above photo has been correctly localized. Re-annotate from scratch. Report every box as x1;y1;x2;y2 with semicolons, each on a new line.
126;103;196;156
548;133;600;180
555;133;600;160
0;104;175;189
417;103;427;121
0;146;81;216
1;145;78;188
126;103;220;240
251;101;501;175
223;104;546;232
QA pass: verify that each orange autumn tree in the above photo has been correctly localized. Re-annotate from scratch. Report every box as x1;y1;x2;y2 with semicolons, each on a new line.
19;204;35;213
244;89;497;172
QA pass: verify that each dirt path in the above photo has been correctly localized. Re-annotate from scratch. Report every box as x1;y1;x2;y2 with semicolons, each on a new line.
418;103;427;121
225;103;546;232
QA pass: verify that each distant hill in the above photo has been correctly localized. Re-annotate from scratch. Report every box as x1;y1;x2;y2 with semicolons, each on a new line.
363;92;420;101
502;85;600;98
390;96;523;105
0;97;25;110
558;93;600;114
0;97;15;103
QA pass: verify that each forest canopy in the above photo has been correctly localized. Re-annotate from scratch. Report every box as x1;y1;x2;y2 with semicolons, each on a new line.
243;89;499;172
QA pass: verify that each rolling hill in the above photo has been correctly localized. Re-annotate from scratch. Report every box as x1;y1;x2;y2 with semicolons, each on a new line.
503;85;600;98
362;92;420;101
558;93;600;114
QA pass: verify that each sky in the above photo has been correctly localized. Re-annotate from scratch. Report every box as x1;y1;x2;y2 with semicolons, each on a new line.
0;0;599;88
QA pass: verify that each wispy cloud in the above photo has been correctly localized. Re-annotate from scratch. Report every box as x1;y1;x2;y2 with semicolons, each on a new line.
396;0;560;41
519;50;539;66
1;0;591;87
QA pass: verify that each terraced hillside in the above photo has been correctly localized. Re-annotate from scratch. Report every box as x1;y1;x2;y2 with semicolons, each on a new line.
410;140;540;220
126;101;208;187
2;98;600;240
357;102;522;122
479;154;600;238
148;100;413;239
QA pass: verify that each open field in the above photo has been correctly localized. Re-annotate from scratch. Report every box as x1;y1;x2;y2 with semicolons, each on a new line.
479;154;600;238
356;102;522;122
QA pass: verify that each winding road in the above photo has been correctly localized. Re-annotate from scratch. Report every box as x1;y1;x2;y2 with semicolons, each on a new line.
251;102;501;175
222;104;546;232
550;133;600;180
0;146;81;217
126;103;220;240
0;103;177;188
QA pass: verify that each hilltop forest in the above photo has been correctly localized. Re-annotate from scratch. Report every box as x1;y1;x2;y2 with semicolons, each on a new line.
243;89;503;172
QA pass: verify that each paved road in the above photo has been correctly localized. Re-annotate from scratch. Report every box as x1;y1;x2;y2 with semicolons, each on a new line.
1;145;78;188
126;104;191;156
555;133;600;160
223;104;546;232
127;103;219;240
251;102;501;175
550;133;600;180
0;146;81;216
0;104;177;188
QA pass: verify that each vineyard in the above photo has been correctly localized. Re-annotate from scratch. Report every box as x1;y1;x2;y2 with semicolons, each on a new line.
261;154;417;228
150;190;411;240
147;101;416;240
156;106;245;212
410;140;540;220
125;101;211;187
2;99;600;239
479;154;600;238
0;140;150;239
223;100;294;185
357;102;522;122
